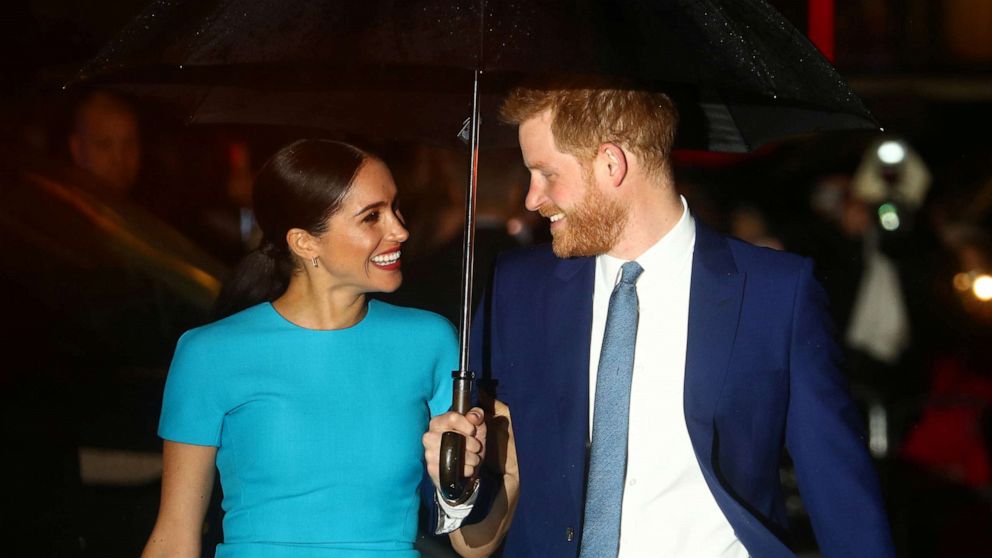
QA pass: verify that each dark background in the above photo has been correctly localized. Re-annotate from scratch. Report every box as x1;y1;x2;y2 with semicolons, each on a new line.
1;1;990;557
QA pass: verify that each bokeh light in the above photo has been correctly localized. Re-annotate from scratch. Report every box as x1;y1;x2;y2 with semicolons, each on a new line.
877;140;906;165
954;272;972;291
973;275;992;301
878;203;901;231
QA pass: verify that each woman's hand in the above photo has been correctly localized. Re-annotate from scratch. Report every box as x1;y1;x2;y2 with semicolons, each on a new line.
141;441;217;558
423;407;487;492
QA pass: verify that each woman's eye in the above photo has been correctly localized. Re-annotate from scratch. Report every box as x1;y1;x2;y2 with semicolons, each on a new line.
363;211;380;223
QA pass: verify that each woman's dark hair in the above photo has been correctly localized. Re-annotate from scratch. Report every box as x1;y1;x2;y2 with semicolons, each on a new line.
213;139;371;319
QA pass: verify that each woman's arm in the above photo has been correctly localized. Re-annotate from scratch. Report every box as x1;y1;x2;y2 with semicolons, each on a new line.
141;441;217;558
450;399;520;558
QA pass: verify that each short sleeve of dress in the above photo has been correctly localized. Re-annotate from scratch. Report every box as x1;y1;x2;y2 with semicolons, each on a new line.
428;318;459;417
158;329;227;447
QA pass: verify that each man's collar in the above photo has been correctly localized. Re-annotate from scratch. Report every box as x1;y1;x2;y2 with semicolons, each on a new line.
598;195;695;283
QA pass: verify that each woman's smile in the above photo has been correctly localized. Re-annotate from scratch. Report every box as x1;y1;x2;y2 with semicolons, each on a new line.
370;248;402;271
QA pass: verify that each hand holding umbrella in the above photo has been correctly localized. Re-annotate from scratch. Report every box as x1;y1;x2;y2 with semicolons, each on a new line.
424;406;487;504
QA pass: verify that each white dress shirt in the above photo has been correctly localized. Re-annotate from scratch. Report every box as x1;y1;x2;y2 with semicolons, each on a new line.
590;198;748;558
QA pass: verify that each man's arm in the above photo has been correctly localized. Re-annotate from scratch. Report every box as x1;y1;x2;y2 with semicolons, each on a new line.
447;399;520;557
785;258;895;558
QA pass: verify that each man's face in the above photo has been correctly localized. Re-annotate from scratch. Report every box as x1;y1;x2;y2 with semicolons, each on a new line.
518;110;626;258
70;104;141;195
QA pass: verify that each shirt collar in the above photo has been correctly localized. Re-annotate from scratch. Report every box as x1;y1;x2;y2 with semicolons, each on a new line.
597;195;695;285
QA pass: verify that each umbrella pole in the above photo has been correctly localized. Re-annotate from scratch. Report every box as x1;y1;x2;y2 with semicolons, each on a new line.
438;69;482;503
457;70;481;376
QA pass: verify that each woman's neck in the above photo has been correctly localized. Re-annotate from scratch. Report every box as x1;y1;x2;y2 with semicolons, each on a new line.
273;275;367;330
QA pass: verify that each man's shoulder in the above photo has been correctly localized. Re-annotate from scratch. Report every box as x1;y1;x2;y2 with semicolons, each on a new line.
699;224;809;278
728;237;806;270
493;243;561;278
496;242;558;268
494;243;594;283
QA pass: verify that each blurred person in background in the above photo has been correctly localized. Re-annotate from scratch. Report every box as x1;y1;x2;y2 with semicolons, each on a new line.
64;88;224;244
729;204;784;250
69;89;142;198
895;223;992;558
388;144;466;265
197;140;263;266
797;139;942;411
791;139;990;557
1;89;228;557
383;147;528;324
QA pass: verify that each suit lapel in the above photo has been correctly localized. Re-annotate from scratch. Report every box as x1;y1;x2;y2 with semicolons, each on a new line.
683;224;802;558
546;255;595;516
684;223;745;456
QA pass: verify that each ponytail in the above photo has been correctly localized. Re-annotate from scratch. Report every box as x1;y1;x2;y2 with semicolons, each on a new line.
211;240;293;320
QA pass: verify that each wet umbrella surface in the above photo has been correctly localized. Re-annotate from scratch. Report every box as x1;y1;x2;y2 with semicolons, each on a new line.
79;0;877;152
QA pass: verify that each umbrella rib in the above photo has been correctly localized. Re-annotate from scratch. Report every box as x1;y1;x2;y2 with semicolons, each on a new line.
186;84;214;127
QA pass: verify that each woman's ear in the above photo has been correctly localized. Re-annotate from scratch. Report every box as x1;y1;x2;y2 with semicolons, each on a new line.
286;228;316;261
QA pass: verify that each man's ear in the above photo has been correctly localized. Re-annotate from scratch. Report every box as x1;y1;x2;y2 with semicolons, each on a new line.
286;228;317;261
595;143;628;189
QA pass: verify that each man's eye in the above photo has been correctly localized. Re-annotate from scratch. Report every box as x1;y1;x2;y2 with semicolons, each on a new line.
363;211;380;223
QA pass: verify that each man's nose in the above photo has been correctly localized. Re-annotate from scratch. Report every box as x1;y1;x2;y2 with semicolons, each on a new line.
524;180;547;212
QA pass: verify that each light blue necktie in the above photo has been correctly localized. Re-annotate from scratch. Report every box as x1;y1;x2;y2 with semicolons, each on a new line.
579;261;643;557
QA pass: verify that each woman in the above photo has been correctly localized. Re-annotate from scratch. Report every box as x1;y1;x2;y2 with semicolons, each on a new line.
142;140;510;557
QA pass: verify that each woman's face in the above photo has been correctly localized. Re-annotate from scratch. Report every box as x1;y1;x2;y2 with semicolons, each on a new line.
313;158;409;294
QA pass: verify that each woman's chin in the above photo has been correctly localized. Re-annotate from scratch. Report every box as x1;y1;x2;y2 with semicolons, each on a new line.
376;276;403;294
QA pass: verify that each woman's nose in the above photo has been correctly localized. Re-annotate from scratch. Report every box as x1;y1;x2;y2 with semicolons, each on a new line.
389;215;409;243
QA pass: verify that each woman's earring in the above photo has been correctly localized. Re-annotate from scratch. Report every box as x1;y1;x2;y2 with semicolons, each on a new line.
311;256;319;268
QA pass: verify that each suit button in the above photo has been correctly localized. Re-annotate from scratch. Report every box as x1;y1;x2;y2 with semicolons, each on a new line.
566;527;574;542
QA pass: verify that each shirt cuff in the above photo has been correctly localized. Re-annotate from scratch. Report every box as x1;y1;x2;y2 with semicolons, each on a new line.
433;482;480;534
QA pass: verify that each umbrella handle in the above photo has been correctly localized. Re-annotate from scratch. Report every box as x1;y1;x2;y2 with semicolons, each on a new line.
439;373;475;503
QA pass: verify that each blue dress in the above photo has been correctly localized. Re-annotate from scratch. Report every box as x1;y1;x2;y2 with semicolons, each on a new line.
159;300;457;557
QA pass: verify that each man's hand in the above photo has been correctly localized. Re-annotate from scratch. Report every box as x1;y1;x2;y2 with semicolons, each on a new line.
424;407;487;490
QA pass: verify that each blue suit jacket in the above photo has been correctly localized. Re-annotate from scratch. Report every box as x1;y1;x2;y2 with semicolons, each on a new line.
468;222;894;557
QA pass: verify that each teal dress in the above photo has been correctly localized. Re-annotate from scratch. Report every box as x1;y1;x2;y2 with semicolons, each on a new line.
159;300;457;557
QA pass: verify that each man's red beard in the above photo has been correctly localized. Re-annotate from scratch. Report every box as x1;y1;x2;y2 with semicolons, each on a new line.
545;173;628;258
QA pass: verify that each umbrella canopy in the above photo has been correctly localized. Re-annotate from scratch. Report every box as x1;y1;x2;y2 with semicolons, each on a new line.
78;0;877;152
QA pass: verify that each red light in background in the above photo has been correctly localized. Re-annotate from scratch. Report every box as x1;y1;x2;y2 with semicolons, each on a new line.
808;0;835;62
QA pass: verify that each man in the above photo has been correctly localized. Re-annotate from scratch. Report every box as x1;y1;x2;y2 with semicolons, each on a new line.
427;84;895;557
69;90;142;196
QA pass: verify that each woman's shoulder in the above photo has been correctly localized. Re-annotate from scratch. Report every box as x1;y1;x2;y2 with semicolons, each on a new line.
371;300;457;336
178;302;274;349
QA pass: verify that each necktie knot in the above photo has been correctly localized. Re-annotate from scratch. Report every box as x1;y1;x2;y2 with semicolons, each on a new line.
619;261;643;286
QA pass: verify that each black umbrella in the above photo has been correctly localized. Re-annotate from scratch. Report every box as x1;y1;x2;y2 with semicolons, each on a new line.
77;0;878;501
79;0;877;152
